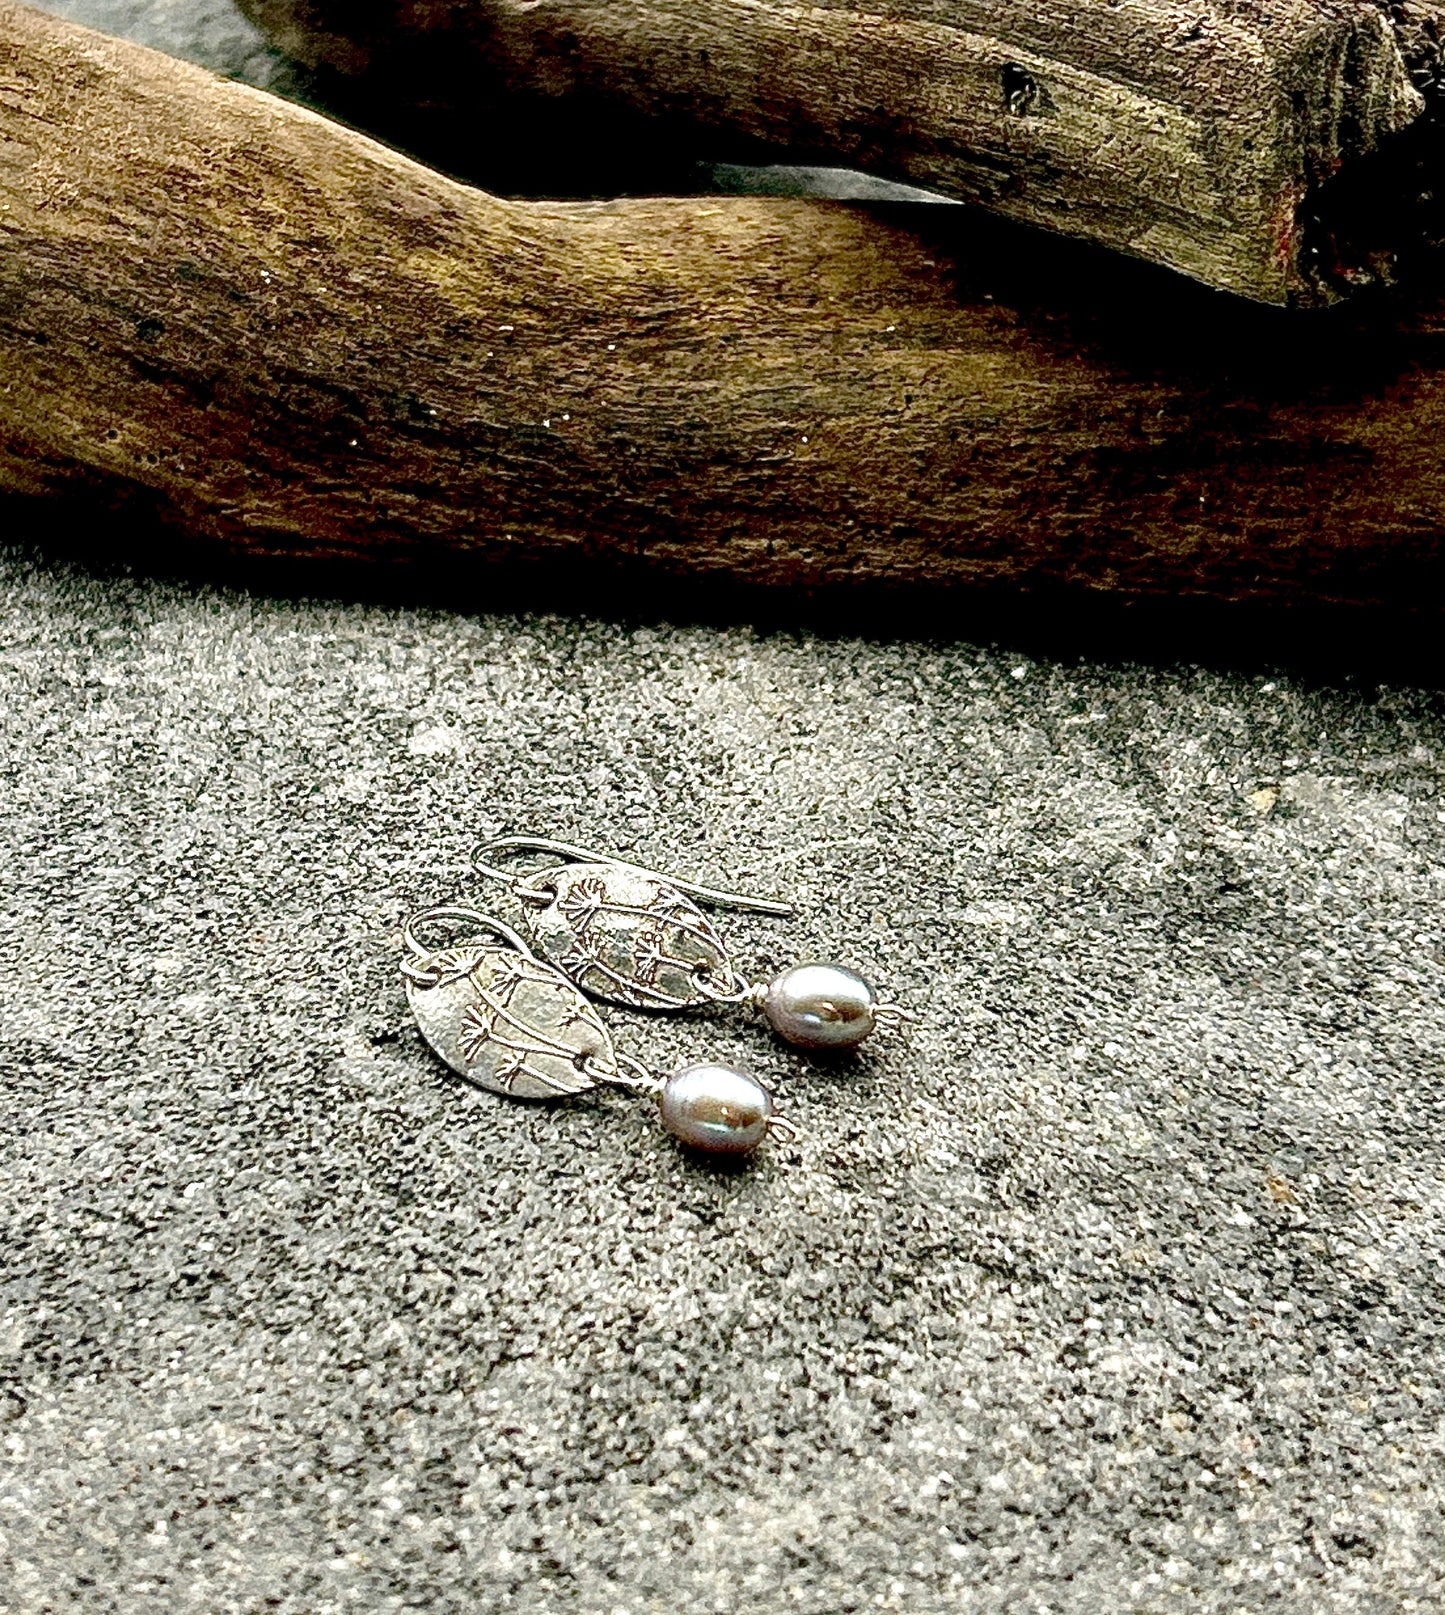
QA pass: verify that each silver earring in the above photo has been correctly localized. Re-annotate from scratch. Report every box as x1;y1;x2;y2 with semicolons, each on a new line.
472;836;911;1049
402;904;795;1158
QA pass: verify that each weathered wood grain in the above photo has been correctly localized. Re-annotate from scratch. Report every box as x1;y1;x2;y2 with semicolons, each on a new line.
5;3;1445;613
238;0;1437;304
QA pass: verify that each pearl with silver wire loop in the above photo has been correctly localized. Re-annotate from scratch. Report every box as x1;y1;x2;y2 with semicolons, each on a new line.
658;1063;776;1156
760;962;879;1049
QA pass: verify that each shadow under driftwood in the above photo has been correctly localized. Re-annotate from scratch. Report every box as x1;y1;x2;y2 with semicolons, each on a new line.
10;504;1445;691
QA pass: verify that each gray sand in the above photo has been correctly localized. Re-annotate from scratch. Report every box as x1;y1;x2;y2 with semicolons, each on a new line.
3;545;1444;1614
6;4;1445;1610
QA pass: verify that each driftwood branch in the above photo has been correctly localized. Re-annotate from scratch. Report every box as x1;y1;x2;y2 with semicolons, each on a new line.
239;0;1443;306
4;4;1445;613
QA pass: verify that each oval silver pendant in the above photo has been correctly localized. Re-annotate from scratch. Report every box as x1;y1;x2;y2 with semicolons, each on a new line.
404;941;614;1098
520;862;735;1009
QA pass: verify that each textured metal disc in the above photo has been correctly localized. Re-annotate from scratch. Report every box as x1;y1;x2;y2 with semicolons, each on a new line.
405;943;613;1099
521;862;734;1009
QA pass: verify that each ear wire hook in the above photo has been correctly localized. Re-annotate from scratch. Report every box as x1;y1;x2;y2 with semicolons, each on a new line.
403;904;538;961
472;835;795;917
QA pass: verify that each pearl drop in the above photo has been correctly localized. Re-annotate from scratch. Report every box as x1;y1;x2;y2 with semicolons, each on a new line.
762;962;876;1048
659;1063;773;1155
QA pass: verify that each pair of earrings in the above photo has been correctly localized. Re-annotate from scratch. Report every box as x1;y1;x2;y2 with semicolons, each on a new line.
402;836;909;1158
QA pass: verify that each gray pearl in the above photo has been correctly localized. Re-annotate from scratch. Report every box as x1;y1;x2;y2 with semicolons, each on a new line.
763;962;876;1049
659;1064;773;1156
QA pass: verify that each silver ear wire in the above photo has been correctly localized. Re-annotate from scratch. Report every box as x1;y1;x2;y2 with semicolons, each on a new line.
403;904;537;961
472;835;794;917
